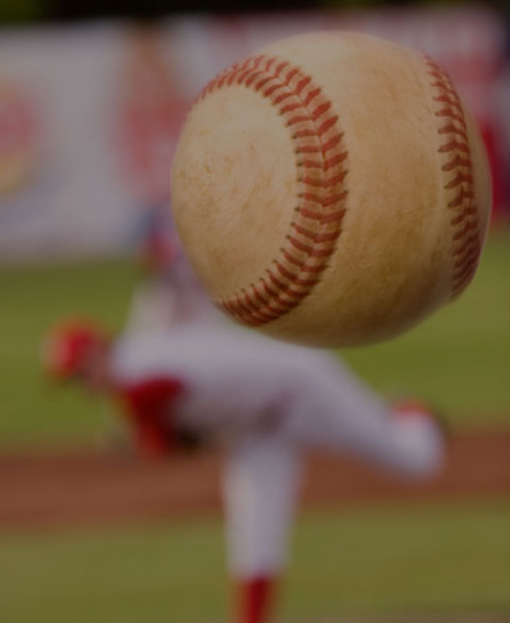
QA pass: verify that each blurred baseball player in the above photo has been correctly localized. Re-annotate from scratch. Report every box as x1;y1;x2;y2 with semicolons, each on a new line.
42;319;447;623
125;203;222;331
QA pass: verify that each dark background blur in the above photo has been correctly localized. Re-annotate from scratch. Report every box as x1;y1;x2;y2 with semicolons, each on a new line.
1;0;506;24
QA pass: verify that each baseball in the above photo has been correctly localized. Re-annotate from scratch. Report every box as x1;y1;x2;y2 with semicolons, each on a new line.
171;31;492;348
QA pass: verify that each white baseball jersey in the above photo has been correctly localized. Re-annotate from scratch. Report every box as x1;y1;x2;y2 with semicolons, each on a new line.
112;323;350;439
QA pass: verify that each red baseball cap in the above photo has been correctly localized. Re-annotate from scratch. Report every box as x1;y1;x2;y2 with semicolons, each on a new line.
42;319;110;381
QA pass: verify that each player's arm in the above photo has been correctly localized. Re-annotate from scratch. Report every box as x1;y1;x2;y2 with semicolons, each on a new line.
118;378;184;459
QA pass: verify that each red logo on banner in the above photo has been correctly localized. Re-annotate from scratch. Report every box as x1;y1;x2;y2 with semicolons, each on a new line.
0;81;40;197
119;97;188;201
117;28;190;203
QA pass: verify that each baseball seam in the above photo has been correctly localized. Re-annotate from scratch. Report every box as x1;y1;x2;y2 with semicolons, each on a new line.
196;54;348;327
424;56;482;299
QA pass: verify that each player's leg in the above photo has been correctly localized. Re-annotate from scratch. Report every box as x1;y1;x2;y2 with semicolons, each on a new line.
222;431;301;623
287;355;446;479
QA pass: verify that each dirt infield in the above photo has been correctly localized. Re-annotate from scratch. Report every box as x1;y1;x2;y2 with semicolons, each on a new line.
1;428;509;531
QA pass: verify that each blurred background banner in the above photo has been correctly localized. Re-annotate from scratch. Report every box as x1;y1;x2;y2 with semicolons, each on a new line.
0;3;508;262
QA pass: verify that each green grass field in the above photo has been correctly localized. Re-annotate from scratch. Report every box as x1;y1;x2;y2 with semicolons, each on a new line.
1;230;509;445
2;502;509;623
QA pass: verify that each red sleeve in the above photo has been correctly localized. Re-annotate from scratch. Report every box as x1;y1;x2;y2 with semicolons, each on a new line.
117;377;184;459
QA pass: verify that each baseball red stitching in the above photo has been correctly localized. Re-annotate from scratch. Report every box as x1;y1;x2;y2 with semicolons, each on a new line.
196;55;348;327
425;56;482;299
